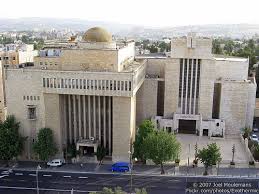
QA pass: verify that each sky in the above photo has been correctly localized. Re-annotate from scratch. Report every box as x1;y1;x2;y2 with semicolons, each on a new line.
1;0;259;27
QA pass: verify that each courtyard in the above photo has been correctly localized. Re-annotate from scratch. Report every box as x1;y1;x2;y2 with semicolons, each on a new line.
176;134;248;166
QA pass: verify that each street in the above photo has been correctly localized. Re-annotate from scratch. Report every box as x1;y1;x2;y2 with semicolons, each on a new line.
1;169;259;194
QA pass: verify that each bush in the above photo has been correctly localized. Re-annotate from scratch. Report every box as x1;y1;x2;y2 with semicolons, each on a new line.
253;145;259;161
175;158;180;163
67;142;76;158
230;161;235;165
249;161;255;165
248;140;257;150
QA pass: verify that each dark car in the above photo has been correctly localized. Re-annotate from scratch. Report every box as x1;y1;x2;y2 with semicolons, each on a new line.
111;162;130;172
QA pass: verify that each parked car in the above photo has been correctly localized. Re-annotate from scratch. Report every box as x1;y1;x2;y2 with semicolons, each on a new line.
47;159;63;167
250;134;259;142
253;128;259;132
111;162;130;172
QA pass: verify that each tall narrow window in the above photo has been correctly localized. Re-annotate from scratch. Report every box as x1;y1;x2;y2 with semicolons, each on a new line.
28;106;36;120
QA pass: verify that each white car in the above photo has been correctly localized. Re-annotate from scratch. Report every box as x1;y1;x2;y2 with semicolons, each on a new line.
47;159;63;167
250;134;259;142
253;128;259;132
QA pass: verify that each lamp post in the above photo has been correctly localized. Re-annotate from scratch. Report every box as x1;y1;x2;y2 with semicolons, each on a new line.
36;164;41;194
128;150;133;194
128;142;133;194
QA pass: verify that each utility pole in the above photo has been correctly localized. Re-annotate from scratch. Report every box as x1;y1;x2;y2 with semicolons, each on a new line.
36;164;41;194
128;142;133;194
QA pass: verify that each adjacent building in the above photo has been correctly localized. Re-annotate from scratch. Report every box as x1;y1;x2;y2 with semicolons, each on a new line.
0;41;38;121
4;28;256;161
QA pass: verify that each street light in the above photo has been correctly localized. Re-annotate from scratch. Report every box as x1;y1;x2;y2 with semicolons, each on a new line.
36;164;41;194
128;150;133;194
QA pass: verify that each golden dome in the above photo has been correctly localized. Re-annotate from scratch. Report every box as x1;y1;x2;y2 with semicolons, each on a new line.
82;27;112;42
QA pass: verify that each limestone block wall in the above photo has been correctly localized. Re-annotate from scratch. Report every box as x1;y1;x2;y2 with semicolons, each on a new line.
199;59;215;119
145;59;165;78
171;37;212;59
136;79;158;125
219;81;249;136
5;69;45;159
43;93;63;156
118;42;135;72
164;58;180;117
60;49;118;71
245;81;256;128
34;57;62;70
112;96;136;162
215;59;249;80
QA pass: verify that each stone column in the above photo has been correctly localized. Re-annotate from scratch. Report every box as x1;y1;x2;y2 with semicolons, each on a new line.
73;95;77;143
108;96;112;155
83;95;87;139
88;96;91;138
78;95;82;139
98;96;101;141
103;96;106;149
68;95;72;143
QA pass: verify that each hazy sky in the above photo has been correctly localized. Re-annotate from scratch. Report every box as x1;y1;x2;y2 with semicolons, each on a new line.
1;0;259;27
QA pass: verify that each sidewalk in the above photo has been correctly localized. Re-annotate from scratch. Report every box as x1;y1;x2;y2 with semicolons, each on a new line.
1;161;259;178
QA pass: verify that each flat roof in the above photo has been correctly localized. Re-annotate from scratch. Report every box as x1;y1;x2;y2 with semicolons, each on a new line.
135;53;167;59
213;54;248;62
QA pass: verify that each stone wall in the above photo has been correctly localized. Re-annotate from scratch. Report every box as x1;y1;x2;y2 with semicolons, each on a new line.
112;96;136;162
5;69;45;159
199;59;215;119
171;37;212;60
215;59;249;80
219;81;250;136
164;58;180;117
136;79;158;125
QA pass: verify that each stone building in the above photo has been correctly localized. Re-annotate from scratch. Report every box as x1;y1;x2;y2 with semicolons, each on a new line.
0;42;38;121
4;28;256;161
136;33;256;138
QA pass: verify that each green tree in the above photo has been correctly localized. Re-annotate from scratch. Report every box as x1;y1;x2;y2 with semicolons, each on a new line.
33;128;57;162
212;39;223;54
133;120;155;162
197;143;222;175
67;141;76;158
89;187;147;194
96;145;106;165
143;130;181;174
148;45;158;53
0;115;26;165
223;40;234;55
242;127;252;139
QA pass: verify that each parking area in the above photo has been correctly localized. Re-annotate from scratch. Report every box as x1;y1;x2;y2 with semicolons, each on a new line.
176;134;248;166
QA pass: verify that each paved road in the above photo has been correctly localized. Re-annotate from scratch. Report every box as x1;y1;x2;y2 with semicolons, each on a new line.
1;169;259;194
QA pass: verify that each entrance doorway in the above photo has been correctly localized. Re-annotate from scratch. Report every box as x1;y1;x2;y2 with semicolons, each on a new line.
203;129;209;136
178;119;196;134
82;146;95;156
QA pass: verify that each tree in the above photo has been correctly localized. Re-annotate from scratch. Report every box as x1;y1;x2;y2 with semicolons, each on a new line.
148;45;158;53
89;187;147;194
133;120;155;162
96;145;106;165
197;143;222;175
242;127;251;139
0;115;26;165
67;141;76;158
33;128;57;162
212;39;223;54
143;130;181;174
